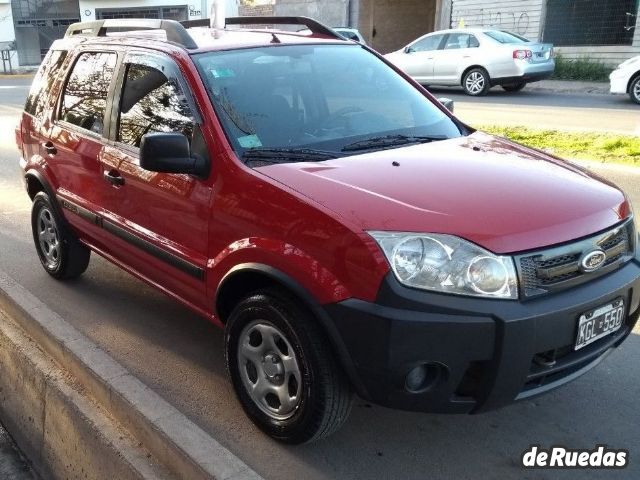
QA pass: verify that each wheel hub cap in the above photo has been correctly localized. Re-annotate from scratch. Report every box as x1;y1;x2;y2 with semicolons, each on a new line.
37;207;61;268
237;321;302;420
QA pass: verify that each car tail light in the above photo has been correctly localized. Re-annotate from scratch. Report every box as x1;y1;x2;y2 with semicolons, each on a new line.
513;49;532;60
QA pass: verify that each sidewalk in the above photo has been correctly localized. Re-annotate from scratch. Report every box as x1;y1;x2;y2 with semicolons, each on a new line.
0;424;36;479
526;79;610;95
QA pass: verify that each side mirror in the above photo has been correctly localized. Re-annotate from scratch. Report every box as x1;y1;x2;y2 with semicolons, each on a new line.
437;97;454;113
404;46;415;54
140;132;209;178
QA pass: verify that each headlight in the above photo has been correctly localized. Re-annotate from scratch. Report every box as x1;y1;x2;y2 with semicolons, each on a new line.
369;232;518;299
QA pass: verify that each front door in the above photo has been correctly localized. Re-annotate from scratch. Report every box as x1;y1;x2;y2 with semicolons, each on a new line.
401;33;445;83
99;51;212;309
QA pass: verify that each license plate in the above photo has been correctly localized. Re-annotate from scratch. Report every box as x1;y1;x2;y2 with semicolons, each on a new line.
575;299;625;350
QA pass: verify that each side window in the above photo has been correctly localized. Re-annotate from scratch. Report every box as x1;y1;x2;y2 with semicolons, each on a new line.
117;63;194;148
25;49;68;118
411;34;443;52
60;52;117;134
444;33;478;50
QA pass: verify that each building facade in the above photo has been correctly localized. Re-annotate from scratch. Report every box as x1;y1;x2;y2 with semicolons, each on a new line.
450;0;640;66
1;0;238;67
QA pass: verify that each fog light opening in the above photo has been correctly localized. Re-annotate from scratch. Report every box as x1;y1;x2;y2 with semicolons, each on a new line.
404;363;443;393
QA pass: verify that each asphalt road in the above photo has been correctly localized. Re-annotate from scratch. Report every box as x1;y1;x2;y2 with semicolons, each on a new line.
1;77;640;480
429;86;640;135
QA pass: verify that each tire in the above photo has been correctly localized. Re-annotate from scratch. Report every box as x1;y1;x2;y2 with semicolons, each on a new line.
629;76;640;105
502;82;526;92
31;192;90;279
462;68;490;96
225;289;353;444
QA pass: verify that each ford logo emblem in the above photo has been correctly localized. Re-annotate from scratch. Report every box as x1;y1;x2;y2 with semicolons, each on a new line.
580;250;607;272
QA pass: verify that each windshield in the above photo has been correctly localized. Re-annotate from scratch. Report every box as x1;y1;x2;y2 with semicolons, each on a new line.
193;44;463;162
484;30;531;44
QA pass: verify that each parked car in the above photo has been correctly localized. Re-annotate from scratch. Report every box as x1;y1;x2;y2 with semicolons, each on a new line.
16;16;639;444
610;55;640;104
385;28;555;95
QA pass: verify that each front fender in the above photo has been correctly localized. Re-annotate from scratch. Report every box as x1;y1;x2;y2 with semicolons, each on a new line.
207;237;352;305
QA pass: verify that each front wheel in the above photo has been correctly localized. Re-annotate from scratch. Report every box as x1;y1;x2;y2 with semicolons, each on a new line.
462;68;490;96
630;76;640;105
502;82;526;92
225;289;353;444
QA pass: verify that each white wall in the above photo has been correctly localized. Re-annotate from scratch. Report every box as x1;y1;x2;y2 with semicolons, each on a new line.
78;0;238;21
0;3;19;69
450;0;545;41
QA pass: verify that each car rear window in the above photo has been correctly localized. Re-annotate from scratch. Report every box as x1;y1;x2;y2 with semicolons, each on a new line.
484;30;531;44
25;49;68;118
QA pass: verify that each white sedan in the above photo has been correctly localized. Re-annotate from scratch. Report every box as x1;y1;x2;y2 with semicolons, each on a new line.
385;28;555;96
610;56;640;104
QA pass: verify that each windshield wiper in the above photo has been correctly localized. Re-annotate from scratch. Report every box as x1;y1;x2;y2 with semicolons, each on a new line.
242;148;339;164
341;134;448;152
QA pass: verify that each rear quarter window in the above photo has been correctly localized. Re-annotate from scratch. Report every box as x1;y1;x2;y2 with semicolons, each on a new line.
24;50;68;118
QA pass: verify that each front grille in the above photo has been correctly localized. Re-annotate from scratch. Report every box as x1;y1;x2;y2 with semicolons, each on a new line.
516;218;636;298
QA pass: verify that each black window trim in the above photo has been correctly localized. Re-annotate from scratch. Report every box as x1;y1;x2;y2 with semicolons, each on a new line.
108;49;202;155
55;49;120;140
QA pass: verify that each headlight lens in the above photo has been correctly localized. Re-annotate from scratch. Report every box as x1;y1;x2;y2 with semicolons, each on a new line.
370;232;518;299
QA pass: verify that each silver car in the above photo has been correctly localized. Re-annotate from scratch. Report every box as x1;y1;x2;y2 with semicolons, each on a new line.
385;28;555;96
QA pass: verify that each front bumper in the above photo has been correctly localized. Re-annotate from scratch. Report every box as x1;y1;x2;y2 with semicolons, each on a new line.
609;70;631;94
325;254;640;414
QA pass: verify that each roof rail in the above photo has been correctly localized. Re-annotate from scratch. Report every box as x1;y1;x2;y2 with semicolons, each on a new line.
64;19;198;49
224;16;343;39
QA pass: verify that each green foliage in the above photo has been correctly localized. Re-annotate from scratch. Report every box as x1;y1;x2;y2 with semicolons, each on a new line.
551;54;612;82
480;126;640;165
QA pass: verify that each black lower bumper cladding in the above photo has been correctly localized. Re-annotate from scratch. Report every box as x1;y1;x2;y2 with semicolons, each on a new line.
324;252;640;413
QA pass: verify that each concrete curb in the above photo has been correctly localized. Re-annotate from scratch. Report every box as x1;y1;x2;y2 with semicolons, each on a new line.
0;270;263;480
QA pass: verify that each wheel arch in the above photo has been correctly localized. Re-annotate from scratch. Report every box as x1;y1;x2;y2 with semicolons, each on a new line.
628;70;640;93
24;170;66;221
215;263;369;398
460;64;489;86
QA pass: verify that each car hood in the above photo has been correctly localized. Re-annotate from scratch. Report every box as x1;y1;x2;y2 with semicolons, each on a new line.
255;132;630;254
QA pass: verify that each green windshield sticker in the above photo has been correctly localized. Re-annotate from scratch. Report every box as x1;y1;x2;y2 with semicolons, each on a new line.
238;134;262;148
210;68;235;78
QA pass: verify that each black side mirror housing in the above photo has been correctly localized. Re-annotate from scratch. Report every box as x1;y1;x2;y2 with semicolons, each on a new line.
404;46;414;54
140;132;209;178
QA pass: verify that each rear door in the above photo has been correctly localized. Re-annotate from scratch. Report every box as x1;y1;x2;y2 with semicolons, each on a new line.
398;33;445;83
433;33;481;84
98;51;212;308
20;49;69;173
49;49;119;248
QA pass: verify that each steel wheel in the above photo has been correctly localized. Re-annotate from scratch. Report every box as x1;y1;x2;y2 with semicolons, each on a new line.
37;207;61;269
237;320;302;420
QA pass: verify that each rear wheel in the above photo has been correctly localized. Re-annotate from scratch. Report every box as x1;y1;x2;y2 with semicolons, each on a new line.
630;76;640;104
463;68;490;96
225;289;353;444
502;82;526;92
31;192;90;279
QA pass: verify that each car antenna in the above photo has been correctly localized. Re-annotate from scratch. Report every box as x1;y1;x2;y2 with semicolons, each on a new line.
271;33;281;44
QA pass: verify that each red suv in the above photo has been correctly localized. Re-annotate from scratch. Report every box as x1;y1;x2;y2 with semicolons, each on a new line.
16;17;640;444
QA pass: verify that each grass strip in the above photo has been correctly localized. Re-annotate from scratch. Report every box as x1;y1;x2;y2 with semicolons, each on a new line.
479;125;640;166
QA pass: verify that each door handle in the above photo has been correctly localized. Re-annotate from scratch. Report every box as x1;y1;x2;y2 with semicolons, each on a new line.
103;169;125;187
42;141;57;155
